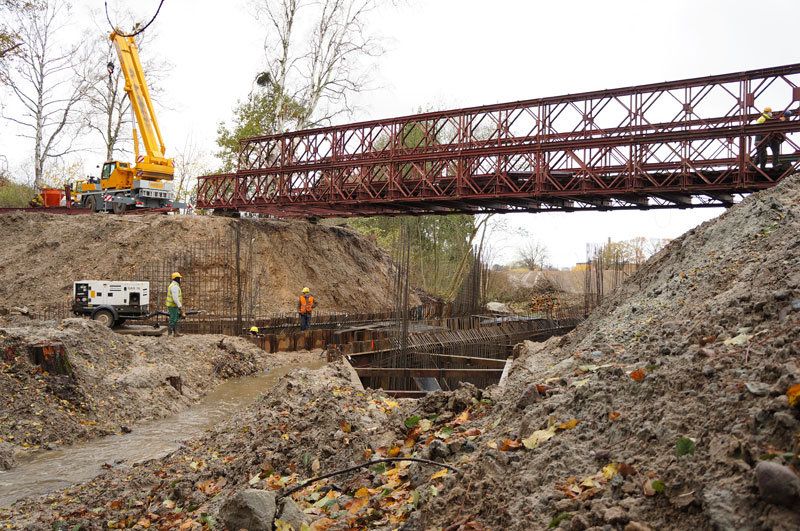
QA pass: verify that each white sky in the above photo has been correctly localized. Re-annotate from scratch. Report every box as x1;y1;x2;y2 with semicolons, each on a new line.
2;0;799;267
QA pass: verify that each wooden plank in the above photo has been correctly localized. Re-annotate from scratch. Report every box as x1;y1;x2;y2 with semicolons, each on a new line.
354;368;503;379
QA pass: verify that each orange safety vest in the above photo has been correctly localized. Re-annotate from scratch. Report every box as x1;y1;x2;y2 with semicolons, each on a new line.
299;294;314;313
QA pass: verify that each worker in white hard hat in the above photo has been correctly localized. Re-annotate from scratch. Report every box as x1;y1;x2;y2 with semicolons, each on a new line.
166;272;186;337
298;287;316;331
754;106;779;169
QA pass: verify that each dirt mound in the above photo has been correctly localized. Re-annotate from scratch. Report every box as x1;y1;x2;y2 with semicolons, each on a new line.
0;315;318;460
0;213;396;313
3;176;800;529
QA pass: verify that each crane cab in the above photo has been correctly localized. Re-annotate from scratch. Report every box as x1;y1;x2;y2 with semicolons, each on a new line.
101;161;135;191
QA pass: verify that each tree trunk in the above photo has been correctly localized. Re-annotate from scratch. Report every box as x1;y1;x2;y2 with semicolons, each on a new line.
29;343;74;377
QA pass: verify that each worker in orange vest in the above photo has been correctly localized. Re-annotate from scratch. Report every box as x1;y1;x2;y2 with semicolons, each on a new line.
298;287;316;330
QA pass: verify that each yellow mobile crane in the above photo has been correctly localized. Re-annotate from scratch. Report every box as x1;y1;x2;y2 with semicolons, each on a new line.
76;31;184;213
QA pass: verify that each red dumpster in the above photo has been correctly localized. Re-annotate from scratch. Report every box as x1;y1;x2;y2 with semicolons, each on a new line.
40;188;65;207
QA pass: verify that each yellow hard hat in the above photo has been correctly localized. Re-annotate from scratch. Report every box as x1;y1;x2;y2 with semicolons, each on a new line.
171;272;182;279
302;287;310;293
250;326;258;333
764;107;772;113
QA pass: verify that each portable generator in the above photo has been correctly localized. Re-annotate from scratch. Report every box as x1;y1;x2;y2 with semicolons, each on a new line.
72;280;150;327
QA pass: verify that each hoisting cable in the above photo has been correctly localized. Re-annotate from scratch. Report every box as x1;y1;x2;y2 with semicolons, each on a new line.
104;0;166;37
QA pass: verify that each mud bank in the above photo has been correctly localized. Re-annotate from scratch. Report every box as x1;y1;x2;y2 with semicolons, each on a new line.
0;316;321;465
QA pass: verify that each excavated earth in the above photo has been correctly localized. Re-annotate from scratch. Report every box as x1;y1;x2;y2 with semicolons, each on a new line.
0;214;396;313
3;175;800;530
0;317;320;470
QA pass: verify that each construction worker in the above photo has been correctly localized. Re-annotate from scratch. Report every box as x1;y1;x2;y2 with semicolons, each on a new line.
249;326;261;337
298;287;315;331
754;107;781;169
166;272;186;337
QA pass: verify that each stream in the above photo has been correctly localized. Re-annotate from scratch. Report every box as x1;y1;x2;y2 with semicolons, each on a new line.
0;361;323;507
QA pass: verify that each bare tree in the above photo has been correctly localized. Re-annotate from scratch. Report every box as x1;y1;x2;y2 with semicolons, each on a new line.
172;134;212;205
0;0;90;190
517;240;549;270
253;0;385;130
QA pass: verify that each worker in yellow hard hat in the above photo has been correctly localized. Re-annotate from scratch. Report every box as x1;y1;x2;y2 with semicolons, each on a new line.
754;106;779;169
249;326;260;337
298;287;316;331
166;272;185;337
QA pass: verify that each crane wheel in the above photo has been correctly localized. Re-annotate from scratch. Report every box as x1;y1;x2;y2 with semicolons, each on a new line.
83;195;98;212
112;201;129;214
92;309;115;328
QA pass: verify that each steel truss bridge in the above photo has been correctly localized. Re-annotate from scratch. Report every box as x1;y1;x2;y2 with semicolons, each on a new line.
197;63;800;218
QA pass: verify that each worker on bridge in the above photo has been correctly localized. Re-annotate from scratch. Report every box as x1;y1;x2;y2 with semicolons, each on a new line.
298;287;316;331
754;107;781;170
166;272;186;337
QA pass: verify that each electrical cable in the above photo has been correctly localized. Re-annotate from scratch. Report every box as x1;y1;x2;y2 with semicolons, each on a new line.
104;0;165;37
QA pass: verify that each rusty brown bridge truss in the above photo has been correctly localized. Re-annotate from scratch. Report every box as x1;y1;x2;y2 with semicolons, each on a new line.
197;63;800;218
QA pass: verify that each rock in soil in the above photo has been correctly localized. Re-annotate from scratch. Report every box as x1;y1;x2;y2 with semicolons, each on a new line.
219;489;277;531
755;461;800;507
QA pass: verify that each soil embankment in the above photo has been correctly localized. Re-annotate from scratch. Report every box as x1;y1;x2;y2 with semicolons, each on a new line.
3;176;800;529
0;316;320;468
0;214;396;313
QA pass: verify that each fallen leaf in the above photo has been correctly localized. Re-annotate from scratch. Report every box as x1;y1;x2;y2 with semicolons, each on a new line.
608;412;621;422
435;426;453;439
404;416;421;429
430;469;448;481
617;462;637;477
787;384;800;407
311;458;320;473
724;333;752;346
388;446;400;457
346;496;369;514
522;426;556;450
499;438;522;451
630;368;646;381
557;419;580;431
340;422;351;433
602;462;618;480
309;518;335;531
354;487;369;498
580;477;600;489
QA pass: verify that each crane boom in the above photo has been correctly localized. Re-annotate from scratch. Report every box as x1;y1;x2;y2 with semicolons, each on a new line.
110;31;173;180
71;31;183;213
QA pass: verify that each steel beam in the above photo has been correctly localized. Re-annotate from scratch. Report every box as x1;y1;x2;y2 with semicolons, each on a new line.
355;368;504;379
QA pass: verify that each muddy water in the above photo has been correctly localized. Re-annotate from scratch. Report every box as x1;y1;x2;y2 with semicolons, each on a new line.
0;361;324;507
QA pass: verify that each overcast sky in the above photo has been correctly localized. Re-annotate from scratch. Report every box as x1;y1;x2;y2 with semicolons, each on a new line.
2;0;799;267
